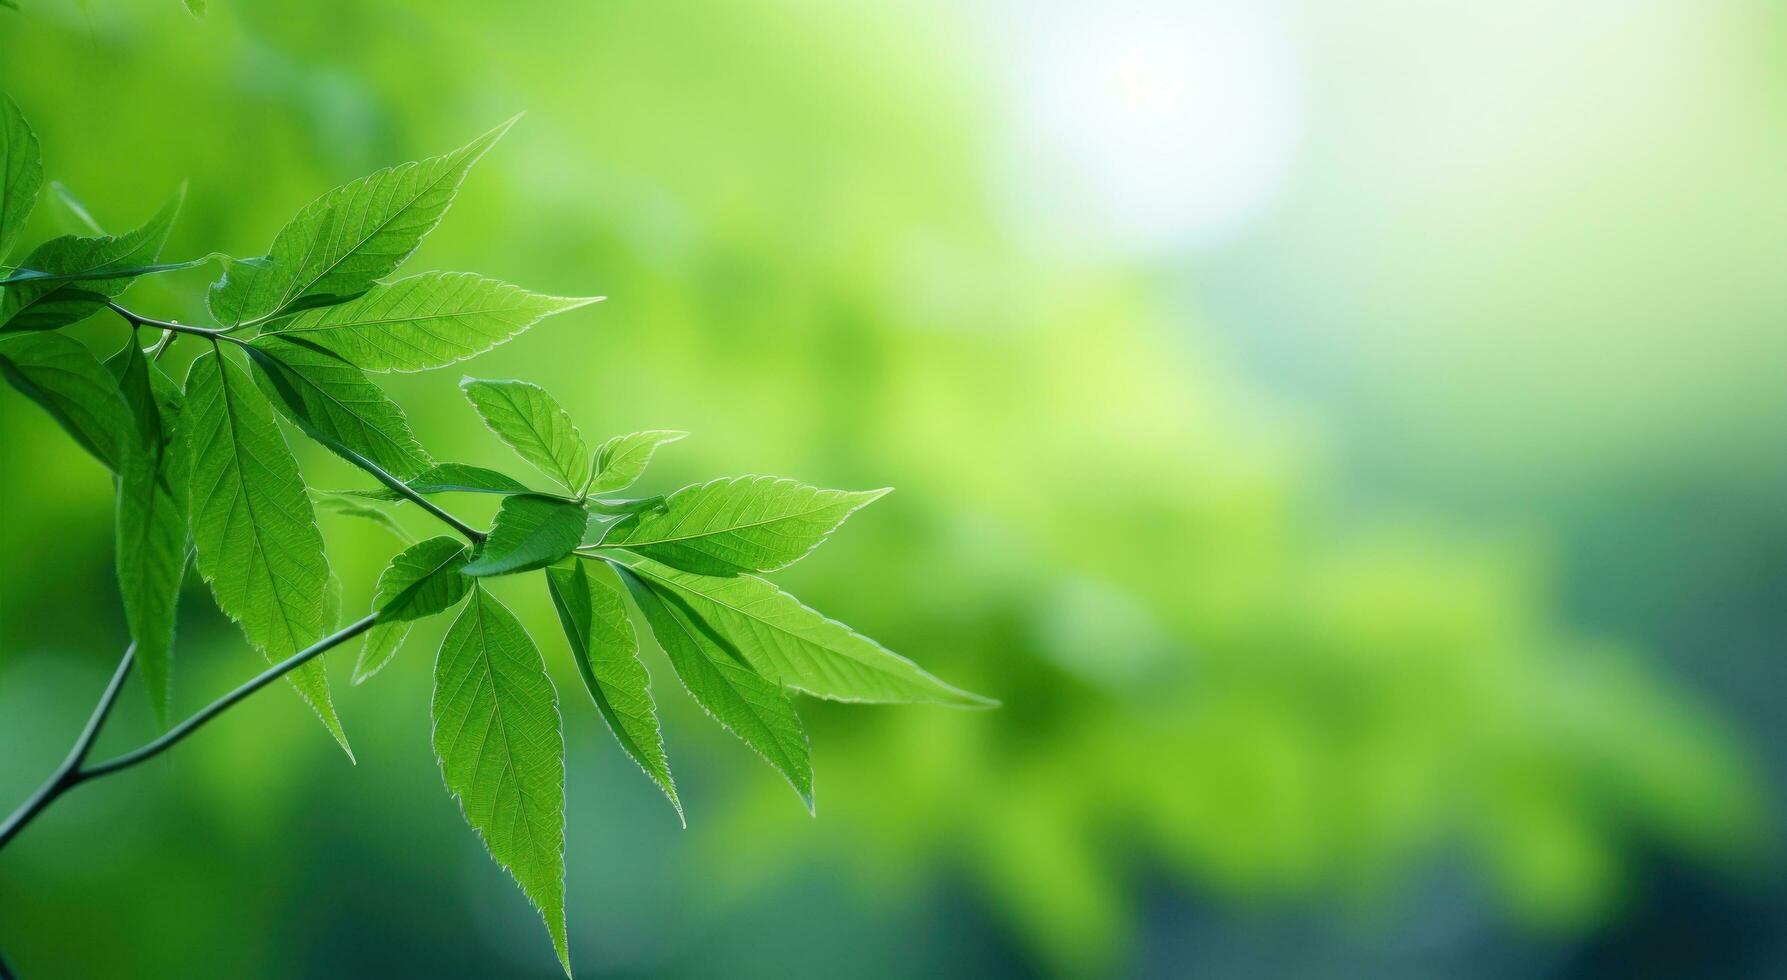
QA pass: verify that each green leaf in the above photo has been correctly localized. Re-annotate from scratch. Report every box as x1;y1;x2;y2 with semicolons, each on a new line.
0;257;211;287
545;560;680;821
246;334;434;480
614;563;812;809
354;535;471;683
107;331;188;723
261;271;599;373
1;94;43;262
460;378;588;491
208;117;517;326
184;0;206;17
0;331;135;470
432;584;568;975
587;430;684;495
0;186;184;332
462;495;587;577
611;551;993;707
596;476;887;576
181;347;351;756
349;461;534;501
311;490;415;545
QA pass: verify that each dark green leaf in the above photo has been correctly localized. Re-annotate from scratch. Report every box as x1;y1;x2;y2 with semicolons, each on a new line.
596;476;887;576
208;118;517;326
355;535;471;683
181;347;351;756
462;495;587;577
432;584;569;974
107;331;187;723
262;271;599;373
0;186;184;332
1;94;42;261
545;560;680;821
615;563;812;810
0;331;135;469
460;377;589;492
246;334;434;480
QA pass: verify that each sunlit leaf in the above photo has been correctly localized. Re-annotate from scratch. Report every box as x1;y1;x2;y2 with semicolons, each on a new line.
545;560;680;820
614;563;811;810
586;430;684;495
208;117;517;325
262;271;599;373
611;551;992;707
460;377;589;491
432;584;568;975
348;461;535;501
596;476;886;576
181;346;351;756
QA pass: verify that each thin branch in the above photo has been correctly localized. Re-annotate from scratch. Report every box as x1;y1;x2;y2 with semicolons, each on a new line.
79;614;378;780
0;645;135;851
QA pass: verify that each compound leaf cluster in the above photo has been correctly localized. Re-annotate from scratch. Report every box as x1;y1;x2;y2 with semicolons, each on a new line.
0;93;991;975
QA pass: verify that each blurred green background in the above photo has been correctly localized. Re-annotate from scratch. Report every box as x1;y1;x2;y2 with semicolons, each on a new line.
2;1;1784;976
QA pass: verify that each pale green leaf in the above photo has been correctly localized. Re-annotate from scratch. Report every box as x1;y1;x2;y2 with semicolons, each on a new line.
246;334;433;480
0;331;135;470
355;535;470;683
545;560;680;821
181;347;351;756
614;564;812;809
596;476;887;576
462;495;587;577
107;331;187;723
1;94;42;262
311;490;415;544
0;186;184;332
587;430;684;495
460;378;588;491
432;584;568;974
611;551;993;707
208;117;517;325
262;271;599;373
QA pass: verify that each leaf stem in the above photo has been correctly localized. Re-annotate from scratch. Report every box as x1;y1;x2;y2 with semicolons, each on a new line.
107;301;230;338
321;440;487;545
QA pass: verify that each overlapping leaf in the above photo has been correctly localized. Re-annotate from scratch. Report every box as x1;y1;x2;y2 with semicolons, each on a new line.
262;272;599;373
351;462;533;501
0;187;183;332
181;347;350;755
208;117;516;326
545;560;679;819
354;535;470;682
0;330;135;469
612;551;991;707
462;495;586;577
246;334;433;480
432;584;568;975
586;430;684;495
596;476;886;576
614;564;812;809
107;331;187;722
461;378;588;491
